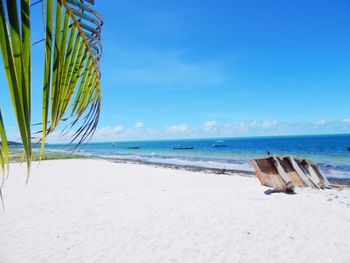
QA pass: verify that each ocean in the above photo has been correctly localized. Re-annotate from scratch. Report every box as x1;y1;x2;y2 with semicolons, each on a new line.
47;134;350;180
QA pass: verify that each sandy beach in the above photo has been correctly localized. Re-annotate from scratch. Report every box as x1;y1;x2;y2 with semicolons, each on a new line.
0;159;349;263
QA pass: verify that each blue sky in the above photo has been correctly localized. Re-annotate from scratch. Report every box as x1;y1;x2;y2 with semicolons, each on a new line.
1;0;350;142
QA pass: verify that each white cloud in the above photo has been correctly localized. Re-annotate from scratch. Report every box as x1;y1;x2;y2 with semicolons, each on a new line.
261;120;278;129
342;119;350;125
223;122;247;134
134;122;144;129
315;120;329;126
165;124;189;133
146;128;158;134
203;121;218;132
40;117;350;143
250;121;257;128
95;125;124;138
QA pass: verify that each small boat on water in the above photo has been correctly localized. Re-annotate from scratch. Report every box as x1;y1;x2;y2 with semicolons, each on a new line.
212;144;227;148
173;146;194;150
127;146;140;149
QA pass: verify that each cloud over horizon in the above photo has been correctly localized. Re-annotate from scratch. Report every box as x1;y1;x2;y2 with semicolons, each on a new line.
203;121;218;132
165;123;189;133
36;118;350;143
134;122;145;129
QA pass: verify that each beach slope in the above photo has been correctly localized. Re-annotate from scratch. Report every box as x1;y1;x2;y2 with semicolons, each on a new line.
0;159;349;263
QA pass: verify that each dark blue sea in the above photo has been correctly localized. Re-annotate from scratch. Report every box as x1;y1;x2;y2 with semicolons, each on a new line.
47;134;350;180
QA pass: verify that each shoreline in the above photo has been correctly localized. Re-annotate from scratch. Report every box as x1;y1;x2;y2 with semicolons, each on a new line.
20;147;350;185
95;156;255;177
93;156;350;187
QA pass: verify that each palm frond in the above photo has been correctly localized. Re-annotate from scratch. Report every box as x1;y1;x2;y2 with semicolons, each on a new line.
0;0;103;186
40;0;103;156
0;0;32;178
0;110;9;183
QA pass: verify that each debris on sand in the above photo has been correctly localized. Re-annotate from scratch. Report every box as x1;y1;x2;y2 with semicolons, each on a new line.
251;155;331;192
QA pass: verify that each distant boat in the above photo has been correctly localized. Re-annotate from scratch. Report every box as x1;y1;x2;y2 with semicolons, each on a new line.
127;146;140;149
212;144;227;148
173;146;194;150
112;143;117;147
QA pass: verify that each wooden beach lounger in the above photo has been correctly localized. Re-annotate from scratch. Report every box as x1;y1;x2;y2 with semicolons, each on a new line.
250;155;330;191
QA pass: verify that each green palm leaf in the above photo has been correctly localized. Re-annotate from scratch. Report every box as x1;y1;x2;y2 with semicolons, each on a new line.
41;0;103;155
0;0;103;187
0;0;32;179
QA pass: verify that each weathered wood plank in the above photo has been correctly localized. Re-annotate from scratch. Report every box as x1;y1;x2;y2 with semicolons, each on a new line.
250;160;267;186
251;155;331;191
289;156;315;188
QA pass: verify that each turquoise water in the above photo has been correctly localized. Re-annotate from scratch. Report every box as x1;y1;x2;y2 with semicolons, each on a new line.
47;134;350;179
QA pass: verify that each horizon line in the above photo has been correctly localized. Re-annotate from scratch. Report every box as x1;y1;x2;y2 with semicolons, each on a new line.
44;132;350;145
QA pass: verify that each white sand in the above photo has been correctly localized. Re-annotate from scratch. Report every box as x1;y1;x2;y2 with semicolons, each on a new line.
0;159;349;263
